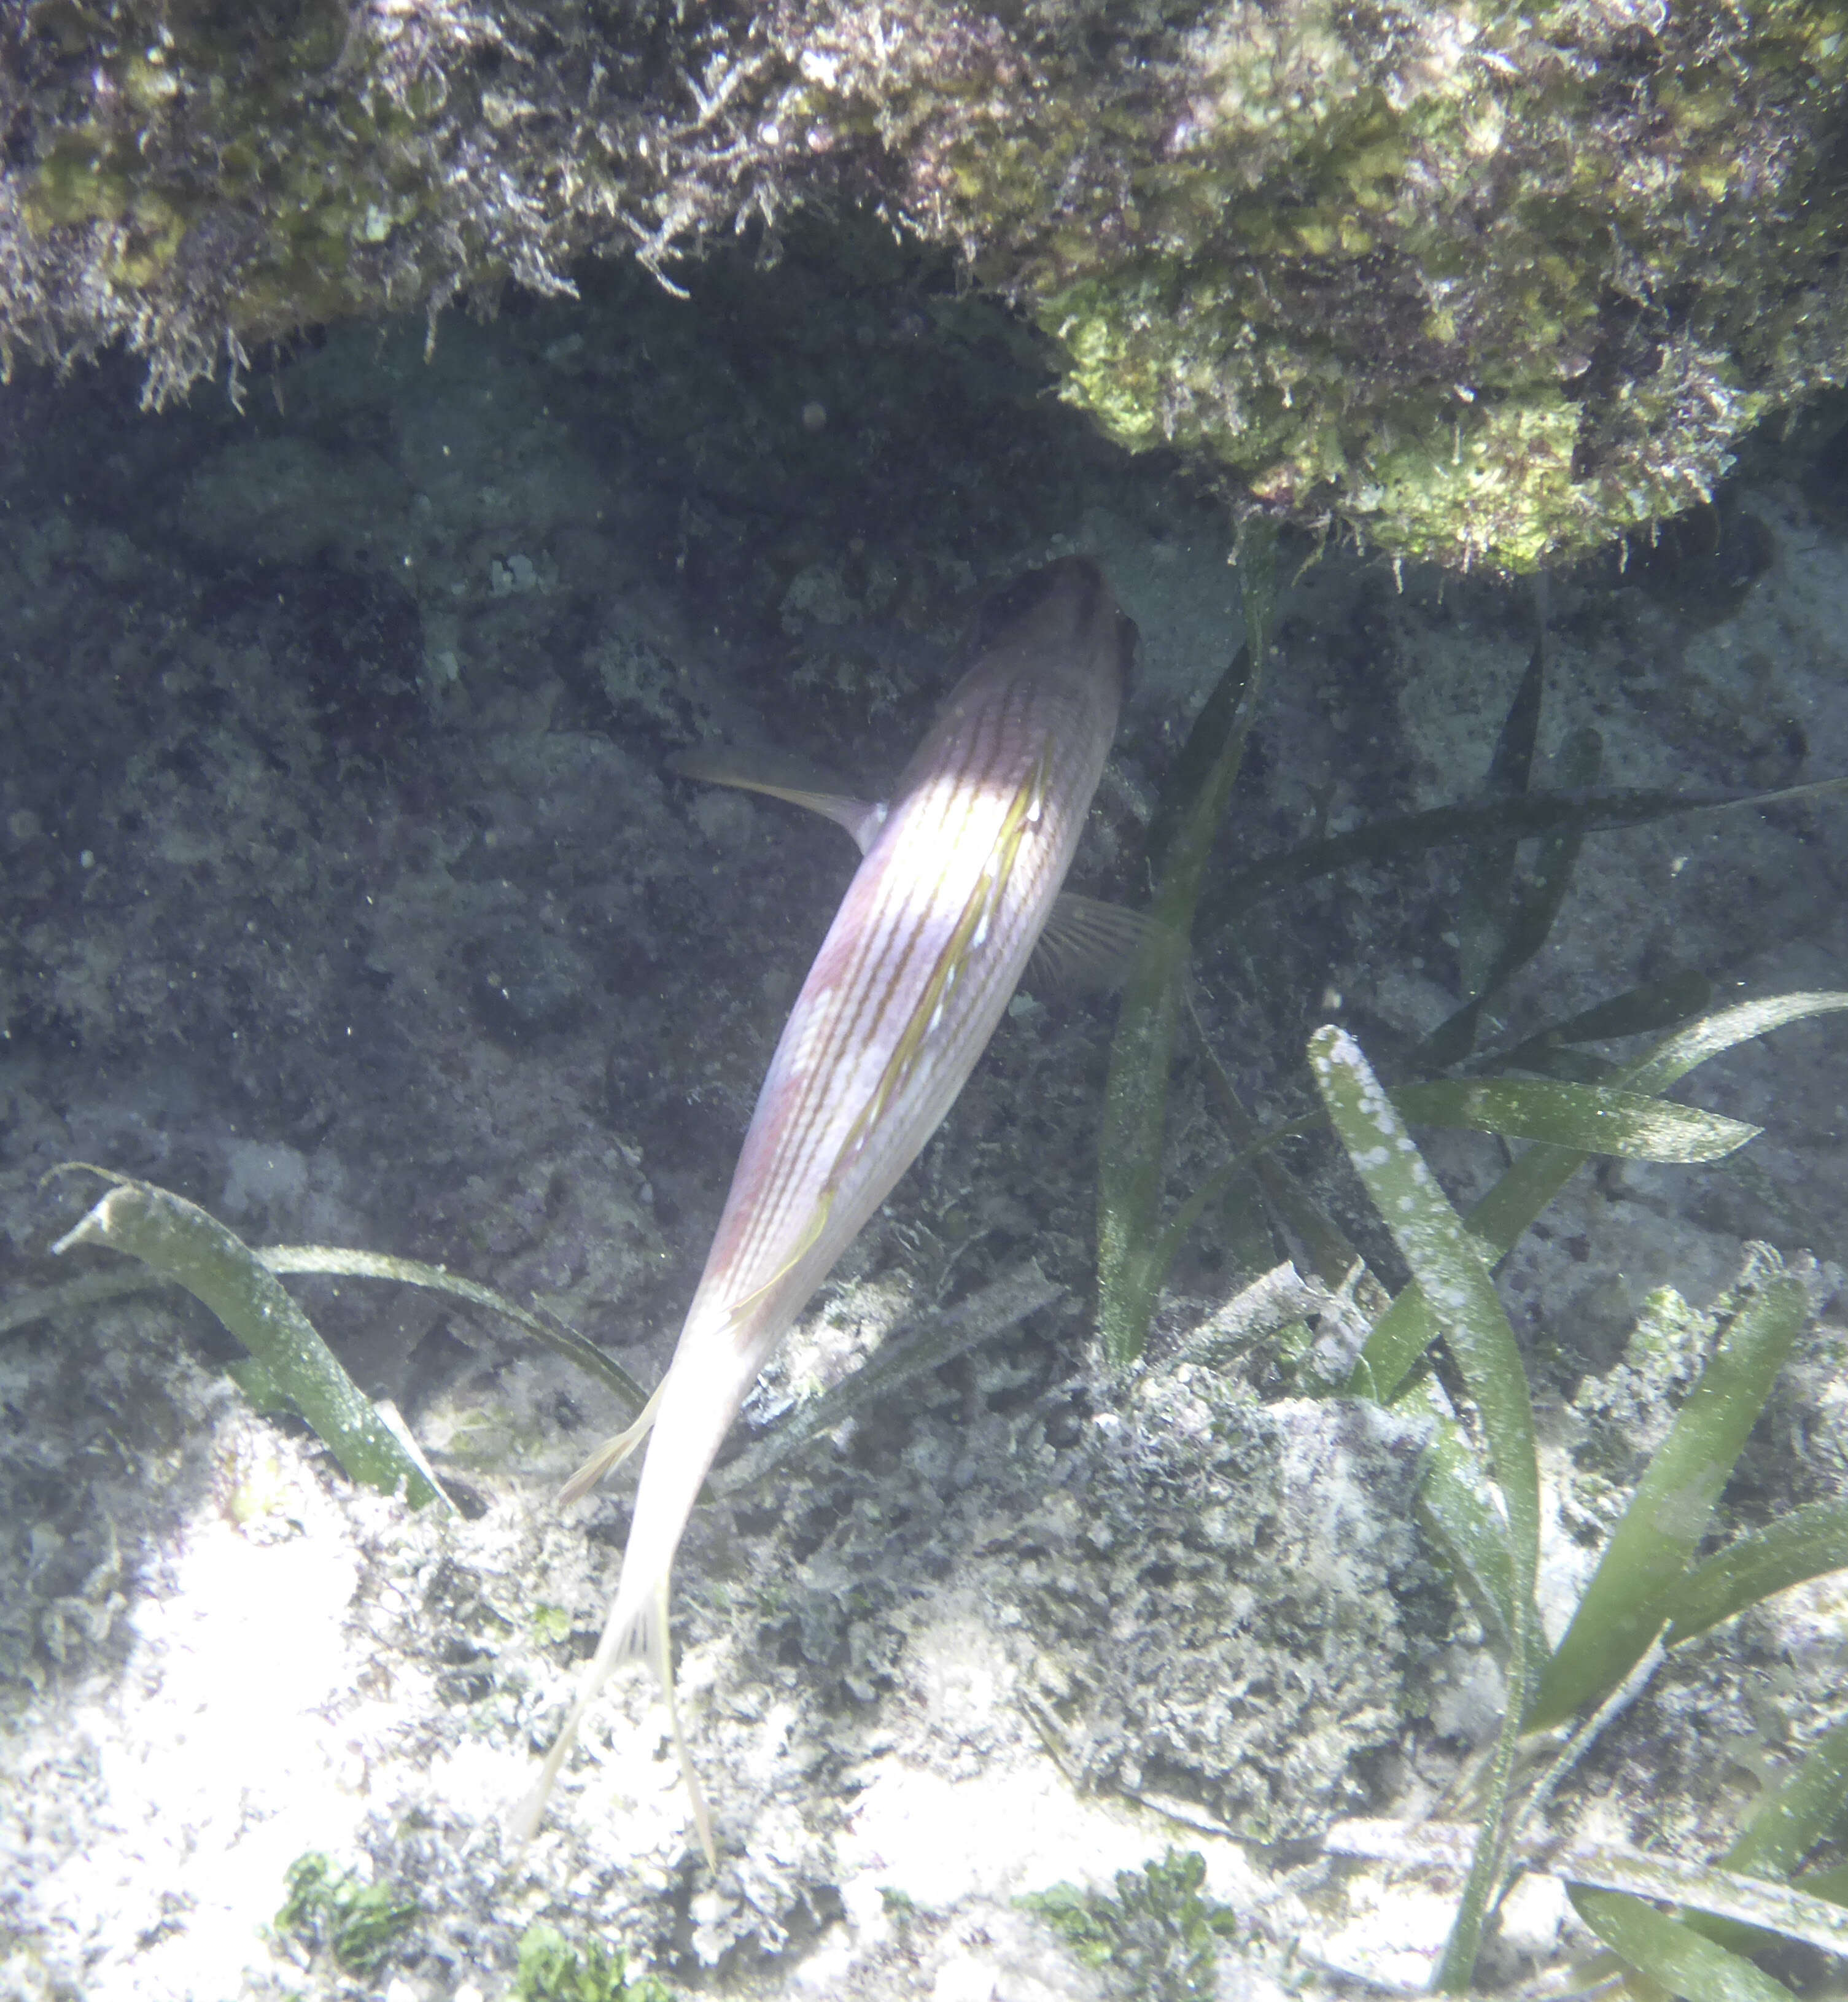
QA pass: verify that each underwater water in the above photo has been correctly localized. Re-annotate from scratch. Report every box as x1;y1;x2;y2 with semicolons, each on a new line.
2;236;1847;2001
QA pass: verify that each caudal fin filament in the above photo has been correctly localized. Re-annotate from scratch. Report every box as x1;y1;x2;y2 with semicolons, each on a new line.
512;1563;715;1868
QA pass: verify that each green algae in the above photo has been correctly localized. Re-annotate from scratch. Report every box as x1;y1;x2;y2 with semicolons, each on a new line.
1021;1849;1240;2001
925;0;1848;568
10;0;1848;565
15;0;451;381
274;1852;420;1981
514;1922;674;2002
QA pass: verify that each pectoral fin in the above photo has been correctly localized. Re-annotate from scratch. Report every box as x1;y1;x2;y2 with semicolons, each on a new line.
670;745;888;854
1027;894;1171;993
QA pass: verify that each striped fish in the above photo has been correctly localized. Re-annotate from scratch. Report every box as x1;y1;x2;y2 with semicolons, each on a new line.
517;556;1134;1861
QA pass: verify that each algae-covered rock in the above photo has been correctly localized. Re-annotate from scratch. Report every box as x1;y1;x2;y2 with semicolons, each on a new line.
4;0;1848;570
914;0;1848;574
1009;1380;1440;1842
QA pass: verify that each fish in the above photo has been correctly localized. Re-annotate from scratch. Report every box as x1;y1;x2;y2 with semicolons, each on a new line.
515;556;1136;1862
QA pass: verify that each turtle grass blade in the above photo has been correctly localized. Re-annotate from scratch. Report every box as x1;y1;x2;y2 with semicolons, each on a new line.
1097;517;1276;1368
1570;1888;1799;2002
1529;1257;1812;1730
1795;1863;1848;1911
1448;637;1545;1024
1389;1079;1758;1161
1186;988;1367;1294
1098;642;1254;1365
1343;1132;1592;1405
50;1168;451;1511
1151;1068;1757;1311
1482;628;1545;792
1626;991;1848;1092
1416;1418;1550;1686
1200;774;1848;935
1664;1500;1848;1647
1428;721;1602;1070
1308;1025;1538;1991
710;1260;1060;1497
1494;969;1715;1076
1723;1715;1848;1890
4;1239;648;1414
1097;917;1194;1367
1569;1850;1848;1964
1348;992;1848;1403
259;1245;648;1413
1;1267;163;1337
1144;645;1254;882
1501;1046;1623;1084
1328;1824;1848;1959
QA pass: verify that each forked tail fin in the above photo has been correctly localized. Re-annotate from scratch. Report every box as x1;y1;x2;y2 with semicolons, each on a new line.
511;1565;716;1868
651;1570;715;1868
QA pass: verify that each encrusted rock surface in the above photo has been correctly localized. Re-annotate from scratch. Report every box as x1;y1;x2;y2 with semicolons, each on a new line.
7;1;1848;566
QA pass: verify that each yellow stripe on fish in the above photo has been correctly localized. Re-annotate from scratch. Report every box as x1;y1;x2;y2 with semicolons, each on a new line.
516;557;1135;1864
836;741;1053;1173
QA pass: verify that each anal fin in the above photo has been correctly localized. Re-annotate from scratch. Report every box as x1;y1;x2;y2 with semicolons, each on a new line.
557;1375;669;1508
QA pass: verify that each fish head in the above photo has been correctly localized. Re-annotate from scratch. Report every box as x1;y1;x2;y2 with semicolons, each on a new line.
959;554;1138;710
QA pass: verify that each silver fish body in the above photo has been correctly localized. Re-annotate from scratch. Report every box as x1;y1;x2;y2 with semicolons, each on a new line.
520;557;1133;1856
